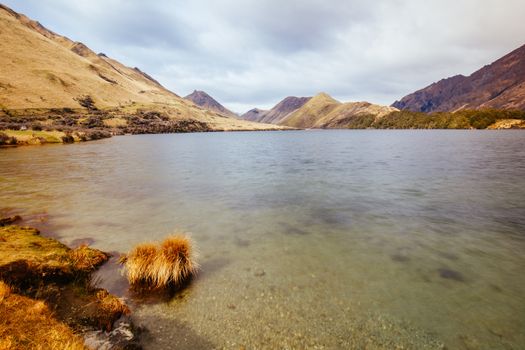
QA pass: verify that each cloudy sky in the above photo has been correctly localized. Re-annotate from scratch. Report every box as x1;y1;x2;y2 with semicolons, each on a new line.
5;0;525;113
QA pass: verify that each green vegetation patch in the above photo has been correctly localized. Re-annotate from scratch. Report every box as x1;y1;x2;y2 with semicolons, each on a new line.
2;129;64;143
375;109;525;129
0;225;108;287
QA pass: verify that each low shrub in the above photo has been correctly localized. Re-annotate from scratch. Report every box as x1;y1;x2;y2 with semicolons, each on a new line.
61;135;75;144
0;132;17;146
30;122;43;131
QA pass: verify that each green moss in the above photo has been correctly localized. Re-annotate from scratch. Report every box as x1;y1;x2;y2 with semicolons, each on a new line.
3;129;64;143
0;225;108;286
0;225;70;267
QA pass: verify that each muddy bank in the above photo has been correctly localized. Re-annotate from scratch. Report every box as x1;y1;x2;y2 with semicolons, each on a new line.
0;219;141;349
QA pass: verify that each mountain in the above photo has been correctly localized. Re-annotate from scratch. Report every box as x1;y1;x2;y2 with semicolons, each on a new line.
0;4;282;132
241;96;311;123
241;108;268;121
279;92;397;128
393;44;525;112
314;101;399;128
184;90;237;118
279;93;339;128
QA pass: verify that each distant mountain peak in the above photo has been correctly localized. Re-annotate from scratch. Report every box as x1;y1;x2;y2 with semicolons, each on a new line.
184;90;237;118
311;92;339;103
240;108;267;121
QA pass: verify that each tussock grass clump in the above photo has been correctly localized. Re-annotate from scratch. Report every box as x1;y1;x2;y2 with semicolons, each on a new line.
0;281;87;350
122;235;198;289
69;245;109;272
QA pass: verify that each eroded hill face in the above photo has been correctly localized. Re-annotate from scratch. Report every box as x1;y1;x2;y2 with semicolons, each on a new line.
393;44;525;112
0;4;284;132
279;93;397;128
184;90;237;118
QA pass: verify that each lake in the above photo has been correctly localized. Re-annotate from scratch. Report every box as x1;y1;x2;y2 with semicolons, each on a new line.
1;130;524;349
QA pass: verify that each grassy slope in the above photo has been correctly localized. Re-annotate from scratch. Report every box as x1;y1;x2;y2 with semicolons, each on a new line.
0;4;283;132
279;93;398;128
280;93;341;128
313;102;398;128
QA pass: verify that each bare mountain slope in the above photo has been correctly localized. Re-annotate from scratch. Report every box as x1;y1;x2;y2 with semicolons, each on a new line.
241;96;311;124
279;93;397;128
240;108;268;122
393;44;525;112
279;93;340;128
316;101;398;128
0;4;283;132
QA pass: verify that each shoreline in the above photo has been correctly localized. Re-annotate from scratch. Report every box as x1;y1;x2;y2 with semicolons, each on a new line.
0;216;141;349
3;126;525;148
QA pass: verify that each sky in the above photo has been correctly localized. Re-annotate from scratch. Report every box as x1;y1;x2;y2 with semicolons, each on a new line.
4;0;525;113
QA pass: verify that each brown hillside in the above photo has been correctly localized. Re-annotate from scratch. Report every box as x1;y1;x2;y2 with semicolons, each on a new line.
241;96;311;124
315;102;398;128
280;93;340;128
241;108;268;122
279;93;396;128
393;44;525;112
184;90;237;118
0;4;283;132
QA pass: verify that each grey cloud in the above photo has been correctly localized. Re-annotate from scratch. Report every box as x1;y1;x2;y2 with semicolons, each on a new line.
4;0;525;113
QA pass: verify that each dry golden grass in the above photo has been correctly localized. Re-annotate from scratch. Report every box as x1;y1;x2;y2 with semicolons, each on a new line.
487;119;525;129
279;92;398;128
95;289;130;316
103;117;127;127
123;235;198;289
0;5;287;132
0;281;87;350
68;245;109;272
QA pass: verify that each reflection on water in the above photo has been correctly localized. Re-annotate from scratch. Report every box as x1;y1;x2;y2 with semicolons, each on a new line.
1;130;525;349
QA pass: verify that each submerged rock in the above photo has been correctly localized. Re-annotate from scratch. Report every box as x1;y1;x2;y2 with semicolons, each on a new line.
437;268;465;282
84;316;144;350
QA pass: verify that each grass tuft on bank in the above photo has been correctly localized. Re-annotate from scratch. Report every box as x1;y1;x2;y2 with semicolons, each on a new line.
122;235;198;289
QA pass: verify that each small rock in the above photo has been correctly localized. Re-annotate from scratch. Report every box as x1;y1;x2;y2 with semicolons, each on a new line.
438;268;465;282
0;215;22;227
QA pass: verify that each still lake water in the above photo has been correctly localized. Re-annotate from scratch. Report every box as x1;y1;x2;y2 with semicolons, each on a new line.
1;130;525;349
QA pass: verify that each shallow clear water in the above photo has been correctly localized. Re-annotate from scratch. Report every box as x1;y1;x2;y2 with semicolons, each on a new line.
1;130;525;349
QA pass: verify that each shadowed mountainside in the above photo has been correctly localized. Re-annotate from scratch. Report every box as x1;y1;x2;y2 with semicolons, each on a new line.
393;44;525;112
184;90;237;118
